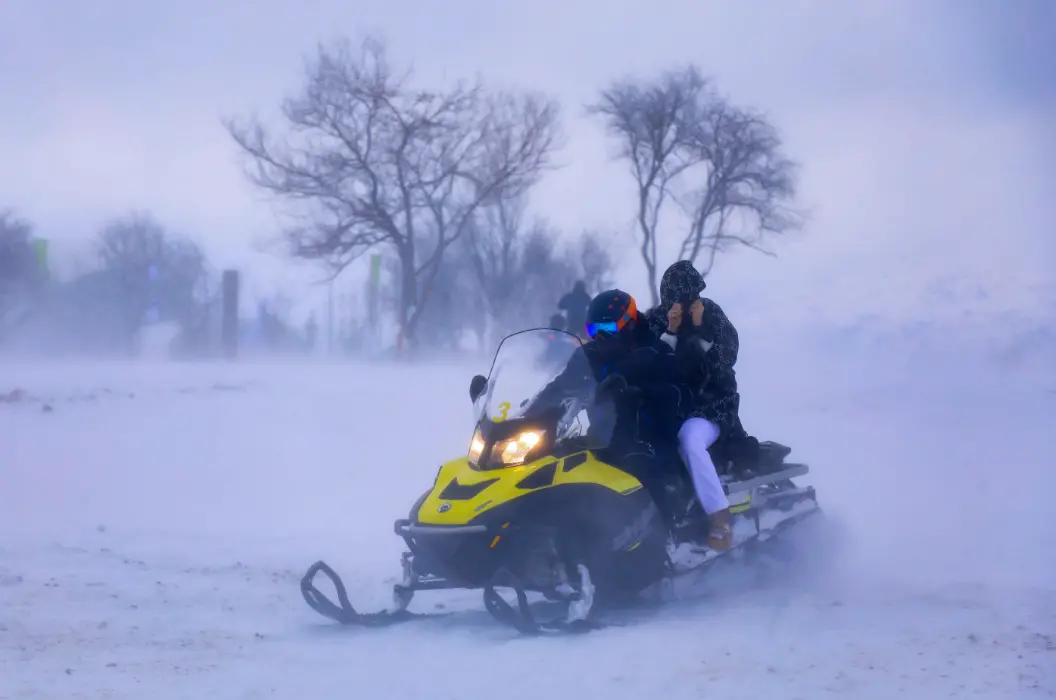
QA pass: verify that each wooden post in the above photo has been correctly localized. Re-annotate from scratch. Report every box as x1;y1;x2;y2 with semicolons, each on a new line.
221;269;240;359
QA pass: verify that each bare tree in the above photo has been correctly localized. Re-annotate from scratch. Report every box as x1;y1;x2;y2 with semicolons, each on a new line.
463;195;548;331
570;229;617;293
588;65;801;305
0;209;40;341
225;36;560;347
95;211;211;348
586;68;703;304
677;96;801;274
462;195;616;344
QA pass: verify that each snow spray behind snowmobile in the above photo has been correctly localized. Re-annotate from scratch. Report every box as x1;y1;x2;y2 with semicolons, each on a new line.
301;328;821;634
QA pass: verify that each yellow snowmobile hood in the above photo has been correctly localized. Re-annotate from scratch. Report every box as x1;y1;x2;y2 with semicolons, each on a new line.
417;451;644;526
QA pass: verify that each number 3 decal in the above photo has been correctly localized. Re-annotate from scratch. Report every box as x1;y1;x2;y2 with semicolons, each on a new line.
492;401;511;422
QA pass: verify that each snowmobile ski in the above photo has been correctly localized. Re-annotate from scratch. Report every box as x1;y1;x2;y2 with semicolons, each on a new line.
300;560;428;627
482;566;602;635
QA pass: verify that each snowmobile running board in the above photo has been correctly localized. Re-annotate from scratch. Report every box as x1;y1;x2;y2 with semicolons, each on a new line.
724;463;808;495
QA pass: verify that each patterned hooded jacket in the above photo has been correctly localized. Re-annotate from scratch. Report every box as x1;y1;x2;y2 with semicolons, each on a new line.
642;261;745;438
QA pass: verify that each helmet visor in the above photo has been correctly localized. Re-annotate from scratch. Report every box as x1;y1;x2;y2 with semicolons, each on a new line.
585;320;621;338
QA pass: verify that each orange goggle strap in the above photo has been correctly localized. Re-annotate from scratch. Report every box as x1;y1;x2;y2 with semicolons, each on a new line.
585;297;638;337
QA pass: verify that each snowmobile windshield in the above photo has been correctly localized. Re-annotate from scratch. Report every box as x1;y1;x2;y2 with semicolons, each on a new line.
472;328;612;454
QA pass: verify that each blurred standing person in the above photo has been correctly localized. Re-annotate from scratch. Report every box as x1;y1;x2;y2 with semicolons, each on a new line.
305;313;319;352
558;280;591;338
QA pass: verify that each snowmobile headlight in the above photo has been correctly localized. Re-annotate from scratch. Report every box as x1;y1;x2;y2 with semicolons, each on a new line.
468;428;486;466
495;430;544;466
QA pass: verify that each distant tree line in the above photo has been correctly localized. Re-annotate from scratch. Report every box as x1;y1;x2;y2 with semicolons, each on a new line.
0;34;803;358
0;209;221;355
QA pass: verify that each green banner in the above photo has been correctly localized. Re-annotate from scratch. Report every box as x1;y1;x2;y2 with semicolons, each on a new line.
31;238;49;272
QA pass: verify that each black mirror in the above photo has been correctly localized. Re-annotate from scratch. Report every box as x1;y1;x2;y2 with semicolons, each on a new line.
469;375;487;403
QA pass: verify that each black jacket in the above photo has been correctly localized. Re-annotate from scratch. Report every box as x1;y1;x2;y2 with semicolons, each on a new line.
643;261;745;438
557;283;592;335
532;323;695;450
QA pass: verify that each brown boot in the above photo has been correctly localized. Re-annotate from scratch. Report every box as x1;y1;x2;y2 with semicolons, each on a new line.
706;508;734;551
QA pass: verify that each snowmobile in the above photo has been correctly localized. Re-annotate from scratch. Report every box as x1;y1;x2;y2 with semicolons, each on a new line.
301;328;821;634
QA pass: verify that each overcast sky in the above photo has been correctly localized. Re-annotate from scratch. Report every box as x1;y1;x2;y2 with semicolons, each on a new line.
1;0;1053;326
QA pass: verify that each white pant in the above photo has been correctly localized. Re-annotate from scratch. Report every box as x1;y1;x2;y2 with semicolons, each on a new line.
677;418;730;514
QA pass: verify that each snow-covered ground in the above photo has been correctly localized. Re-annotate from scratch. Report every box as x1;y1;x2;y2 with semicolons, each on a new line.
2;345;1054;699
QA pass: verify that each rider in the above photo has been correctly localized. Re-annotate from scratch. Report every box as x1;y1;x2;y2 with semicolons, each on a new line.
558;281;592;340
531;289;696;519
643;260;754;551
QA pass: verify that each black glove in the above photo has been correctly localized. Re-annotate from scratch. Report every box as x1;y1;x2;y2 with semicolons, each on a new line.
596;373;629;400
